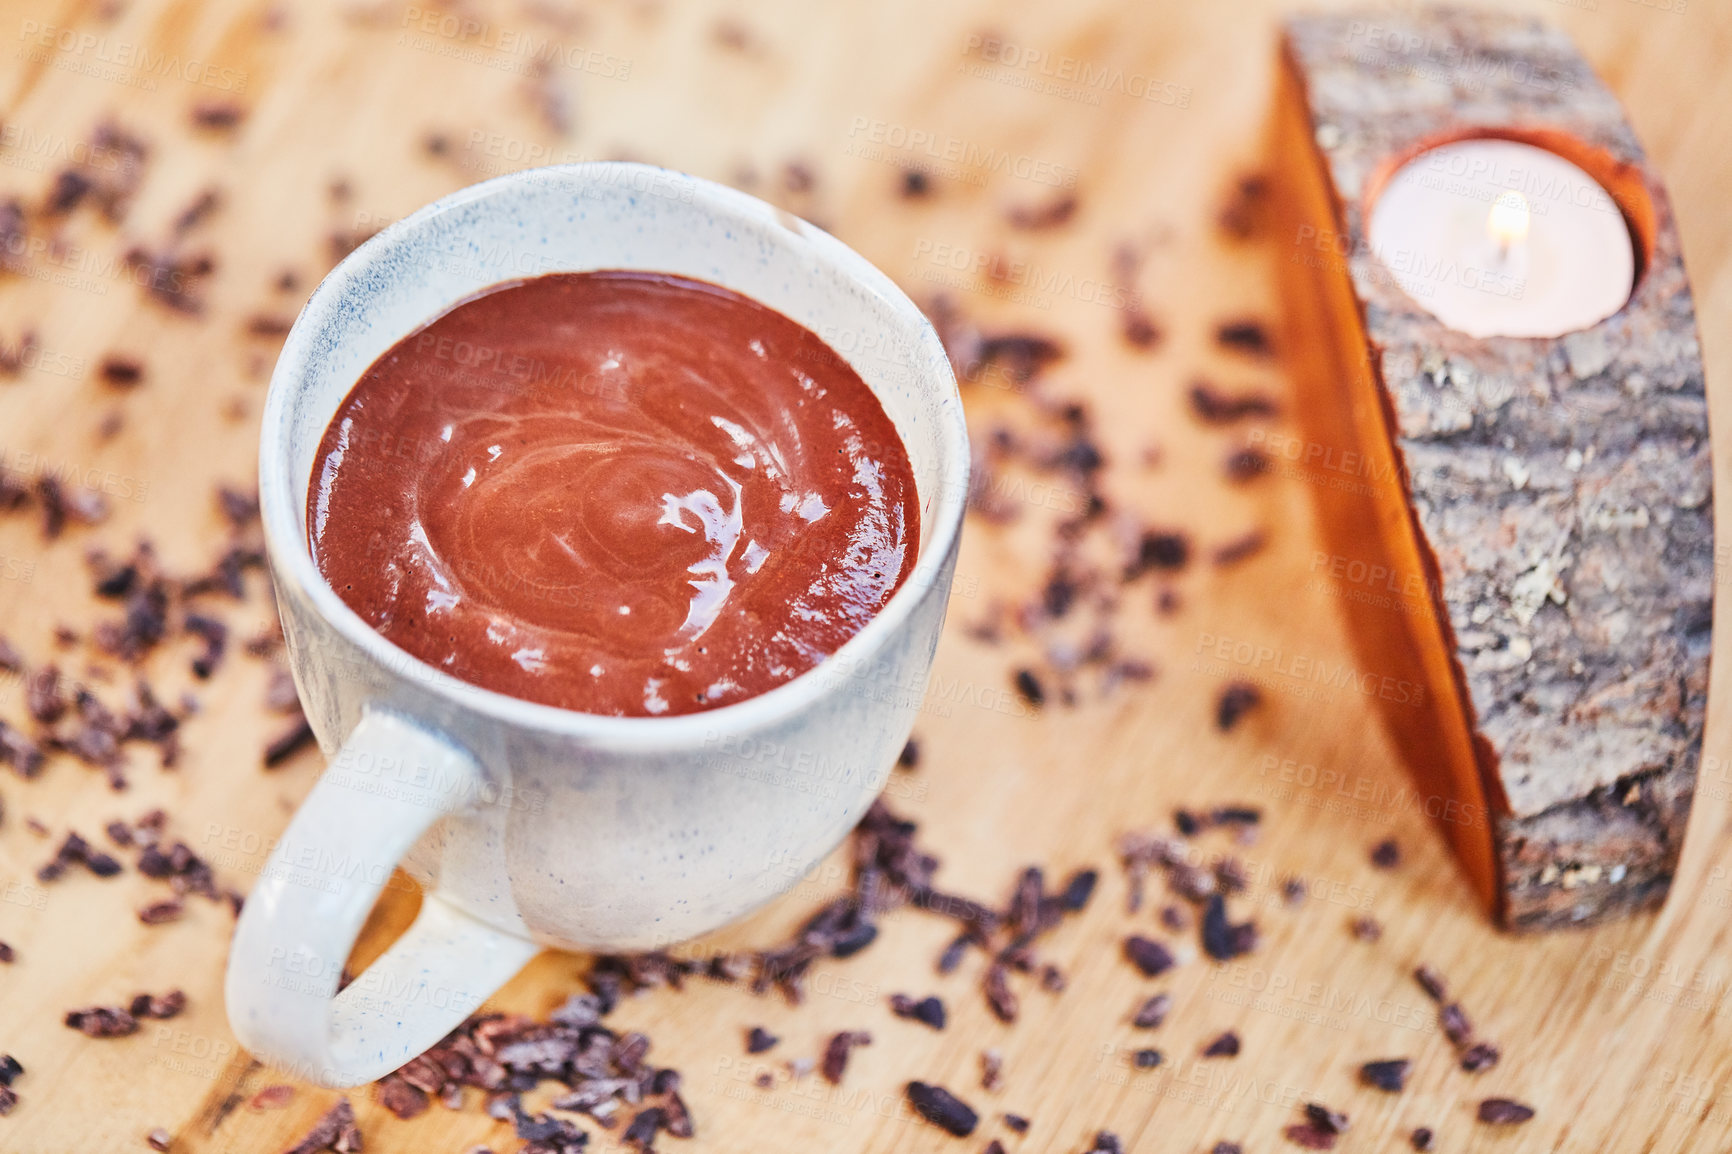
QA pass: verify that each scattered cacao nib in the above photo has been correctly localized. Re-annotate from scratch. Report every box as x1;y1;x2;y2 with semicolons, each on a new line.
37;476;110;539
1283;1123;1338;1150
906;1082;979;1137
147;1128;172;1151
283;1098;361;1154
123;245;216;315
138;897;185;925
623;1105;665;1149
1370;838;1401;869
1459;1042;1500;1072
1218;173;1270;239
1414;965;1447;1002
1201;1031;1240;1058
984;962;1018;1023
980;1048;1003;1093
1084;1132;1124;1154
937;932;971;975
247;314;294;338
46;170;94;215
890;994;946;1031
0;328;39;380
1359;1058;1410;1092
1006;193;1078;230
250;1084;295;1110
378;1076;429;1120
1212;1143;1244;1154
1040;963;1066;992
1188;381;1279;425
1133;1048;1163;1069
1410;1127;1435;1151
1212;530;1266;567
64;1005;139;1037
1121;309;1162;350
171;188;222;238
184;613;228;679
1349;916;1382;942
898;739;920;769
1059;868;1098;911
1132;992;1171;1029
1012;668;1045;708
1214;683;1262;732
975;332;1064;384
820;1030;870;1084
190;99;246;130
0;719;45;776
263;716;316;767
1124;936;1175;978
1477;1099;1535;1125
745;1027;778;1054
0;942;12;963
1125;531;1189;579
1439;1003;1473;1048
0;635;21;672
130;989;186;1019
1215;320;1274;358
1161;904;1189;931
1201;894;1258;961
899;169;933;199
782;160;816;194
99;356;146;387
1281;877;1307;905
39;831;124;882
51;121;149;224
984;1142;1006;1154
1304;1104;1350;1134
1003;1114;1030;1133
1224;446;1271;482
1215;858;1248;893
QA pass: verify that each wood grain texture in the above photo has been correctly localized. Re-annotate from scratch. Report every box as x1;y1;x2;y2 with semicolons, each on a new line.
1;1;1730;1153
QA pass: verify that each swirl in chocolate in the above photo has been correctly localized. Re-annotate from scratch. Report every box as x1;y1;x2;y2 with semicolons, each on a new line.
309;271;919;717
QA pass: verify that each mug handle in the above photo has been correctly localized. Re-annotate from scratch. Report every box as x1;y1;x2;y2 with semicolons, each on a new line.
224;709;542;1087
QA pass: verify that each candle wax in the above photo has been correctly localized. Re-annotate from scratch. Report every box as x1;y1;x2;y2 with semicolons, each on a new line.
1365;139;1634;339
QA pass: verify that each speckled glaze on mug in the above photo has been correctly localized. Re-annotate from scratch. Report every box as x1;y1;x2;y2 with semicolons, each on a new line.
224;163;969;1087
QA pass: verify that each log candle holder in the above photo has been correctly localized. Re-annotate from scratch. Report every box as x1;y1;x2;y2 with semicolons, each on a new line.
1274;8;1712;929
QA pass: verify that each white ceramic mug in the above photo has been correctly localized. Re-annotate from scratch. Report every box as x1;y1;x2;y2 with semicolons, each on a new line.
224;163;969;1087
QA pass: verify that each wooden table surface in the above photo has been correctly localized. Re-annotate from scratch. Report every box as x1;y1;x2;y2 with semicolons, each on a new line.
2;0;1731;1151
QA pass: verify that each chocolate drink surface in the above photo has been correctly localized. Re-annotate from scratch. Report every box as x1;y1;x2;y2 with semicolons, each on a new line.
308;271;920;717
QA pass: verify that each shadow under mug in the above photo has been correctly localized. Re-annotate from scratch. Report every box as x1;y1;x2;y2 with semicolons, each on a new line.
224;163;970;1087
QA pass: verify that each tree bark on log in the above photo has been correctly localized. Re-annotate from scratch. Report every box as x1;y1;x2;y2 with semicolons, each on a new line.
1274;9;1712;929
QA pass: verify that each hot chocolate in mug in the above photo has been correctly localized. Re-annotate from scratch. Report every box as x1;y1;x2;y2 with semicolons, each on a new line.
224;163;970;1087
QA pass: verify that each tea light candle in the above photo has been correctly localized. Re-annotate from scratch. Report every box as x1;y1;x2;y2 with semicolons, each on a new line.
1366;138;1634;339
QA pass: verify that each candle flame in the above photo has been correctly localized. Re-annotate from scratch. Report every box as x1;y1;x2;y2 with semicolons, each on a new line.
1487;190;1531;249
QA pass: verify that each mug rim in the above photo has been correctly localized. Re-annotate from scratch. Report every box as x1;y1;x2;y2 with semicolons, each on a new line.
260;161;970;748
